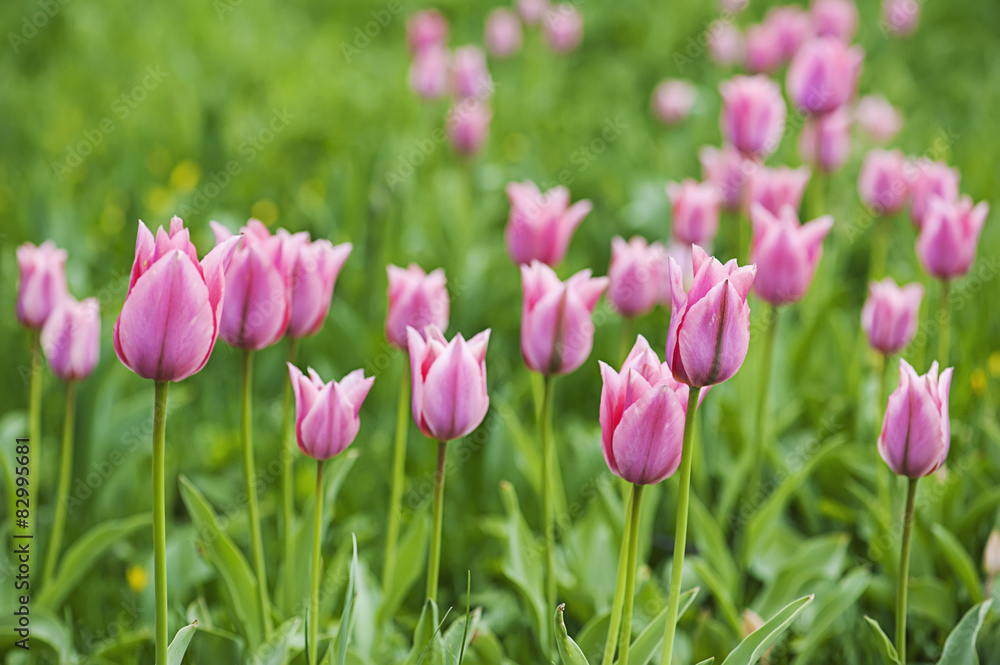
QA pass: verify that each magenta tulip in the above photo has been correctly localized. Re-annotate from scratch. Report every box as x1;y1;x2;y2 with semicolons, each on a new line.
799;107;852;173
452;45;492;99
288;364;374;460
16;241;68;330
766;6;813;60
667;179;721;246
916;196;989;280
746;165;811;217
447;98;491;156
114;217;239;382
285;233;352;339
607;237;669;318
858;149;910;215
708;22;746;66
700;144;750;211
882;0;920;36
652;80;697;125
878;359;952;478
386;264;450;349
407;10;448;54
854;95;902;144
542;4;583;52
407;325;490;441
666;246;756;387
719;75;787;158
485;8;522;57
749;204;833;305
861;278;924;355
409;45;451;100
810;0;858;43
599;335;692;485
505;181;592;266
787;38;863;115
41;296;100;382
745;23;784;74
521;261;607;376
909;160;960;228
517;0;549;24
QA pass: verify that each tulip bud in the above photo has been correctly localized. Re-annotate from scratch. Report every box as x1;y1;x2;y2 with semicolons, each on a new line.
745;23;784;74
787;38;864;115
916;196;989;280
452;45;493;99
810;0;858;43
882;0;920;36
386;264;450;349
667;179;721;247
521;262;607;376
746;166;811;217
288;364;374;460
505;181;592;266
41;297;100;382
909;160;960;229
114;217;239;382
407;10;448;55
878;359;952;478
984;529;1000;578
599;336;692;485
749;204;833;306
542;4;583;53
485;8;523;57
517;0;549;25
700;144;750;211
719;75;787;158
861;278;924;355
447;98;492;157
798;107;852;173
708;22;746;66
409;45;451;100
766;6;813;60
285;233;352;339
854;95;902;144
407;325;490;441
607;237;669;318
858;149;910;215
652;80;697;125
666;246;756;387
16;241;68;330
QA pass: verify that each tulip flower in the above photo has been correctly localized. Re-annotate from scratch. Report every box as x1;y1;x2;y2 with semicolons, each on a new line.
909;160;960;228
505;181;592;266
766;5;812;60
652;80;697;125
749;204;833;306
879;359;953;663
452;45;493;99
708;21;746;66
285;234;352;340
485;8;522;57
288;363;373;664
17;241;68;330
916;195;989;280
862;278;924;356
407;325;490;602
745;23;784;74
787;38;864;115
409;45;451;100
607;237;669;318
447;98;491;156
883;0;920;36
746;166;811;217
700;144;750;211
719;75;787;158
859;149;910;215
517;0;549;24
542;4;583;52
407;9;448;54
855;95;902;144
667;179;721;246
663;242;695;294
799;107;852;173
810;0;858;43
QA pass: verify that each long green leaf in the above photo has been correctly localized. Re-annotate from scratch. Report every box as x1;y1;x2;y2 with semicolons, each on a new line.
937;599;992;665
720;595;813;665
555;604;591;665
691;559;742;634
790;569;870;663
614;587;699;665
695;660;716;665
378;509;430;624
167;620;198;665
931;524;986;604
864;616;901;665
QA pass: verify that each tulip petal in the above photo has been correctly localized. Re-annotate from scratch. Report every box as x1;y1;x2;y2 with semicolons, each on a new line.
611;384;685;485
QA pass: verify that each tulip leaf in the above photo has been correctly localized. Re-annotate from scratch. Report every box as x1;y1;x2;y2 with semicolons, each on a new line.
863;616;901;665
695;660;716;665
337;534;359;665
167;620;198;665
931;523;985;604
496;481;549;648
720;595;813;665
554;604;591;665
442;606;481;665
379;508;431;624
690;495;739;591
790;569;870;664
936;599;992;665
406;599;446;665
690;559;741;635
615;586;699;665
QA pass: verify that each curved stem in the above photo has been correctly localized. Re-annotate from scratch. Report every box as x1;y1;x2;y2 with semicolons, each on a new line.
749;305;778;496
616;485;645;665
383;362;412;592
153;381;169;665
242;349;273;636
661;385;702;665
27;331;42;536
896;477;918;664
426;440;448;602
309;460;325;665
600;489;634;665
541;374;557;654
938;280;951;366
42;381;75;584
281;337;298;612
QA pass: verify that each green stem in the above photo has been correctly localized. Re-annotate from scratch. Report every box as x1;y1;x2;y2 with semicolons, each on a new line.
383;361;412;592
876;355;893;522
281;338;298;612
426;440;448;602
661;385;702;665
309;460;325;665
749;305;778;496
242;349;273;636
616;485;645;665
600;489;634;665
541;374;557;654
42;381;75;584
896;477;918;664
811;172;827;221
869;216;891;281
738;210;750;264
618;318;634;366
153;381;169;665
28;331;42;536
938;280;951;366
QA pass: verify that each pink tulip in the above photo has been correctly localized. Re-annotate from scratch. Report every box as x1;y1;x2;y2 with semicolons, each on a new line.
386;264;450;350
708;22;746;66
799;107;852;173
854;95;902;144
666;246;756;387
719;75;787;158
861;278;924;355
16;241;68;330
407;10;449;54
599;335;692;485
288;364;374;460
810;0;858;43
745;23;784;74
700;144;750;211
41;296;100;382
766;6;813;60
787;38;863;115
663;242;695;295
858;149;910;215
283;233;352;339
452;45;493;99
542;4;583;53
485;8;523;57
409;45;451;100
652;80;697;125
505;181;592;266
447;98;491;156
407;325;490;441
114;217;239;382
521;261;607;376
517;0;549;25
211;219;300;351
878;359;952;478
667;179;721;246
749;204;833;305
746;165;811;217
607;237;669;318
882;0;920;36
916;196;989;280
909;160;960;228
